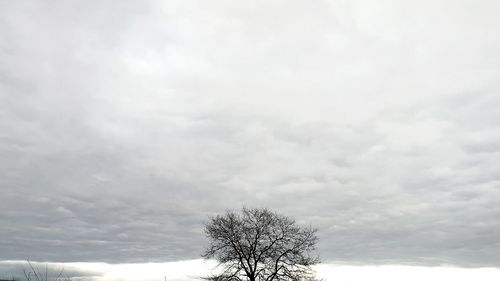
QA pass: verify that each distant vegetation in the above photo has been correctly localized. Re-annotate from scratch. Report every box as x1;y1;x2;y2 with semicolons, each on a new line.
16;261;79;281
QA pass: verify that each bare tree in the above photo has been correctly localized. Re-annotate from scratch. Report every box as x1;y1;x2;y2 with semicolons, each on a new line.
202;207;319;281
22;260;76;281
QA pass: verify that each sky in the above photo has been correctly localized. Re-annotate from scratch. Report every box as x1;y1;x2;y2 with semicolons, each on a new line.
1;0;500;280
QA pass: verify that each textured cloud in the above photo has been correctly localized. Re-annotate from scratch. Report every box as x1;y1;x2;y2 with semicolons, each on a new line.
1;0;500;267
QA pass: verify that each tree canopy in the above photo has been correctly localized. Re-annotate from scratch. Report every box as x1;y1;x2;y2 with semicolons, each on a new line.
202;207;319;281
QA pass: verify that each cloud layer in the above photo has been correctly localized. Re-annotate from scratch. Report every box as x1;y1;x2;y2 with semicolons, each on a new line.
1;0;500;267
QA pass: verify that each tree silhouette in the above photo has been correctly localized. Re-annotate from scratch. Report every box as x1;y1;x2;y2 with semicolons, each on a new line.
202;207;319;281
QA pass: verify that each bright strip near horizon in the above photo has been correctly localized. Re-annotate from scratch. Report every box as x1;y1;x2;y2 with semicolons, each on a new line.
2;260;500;281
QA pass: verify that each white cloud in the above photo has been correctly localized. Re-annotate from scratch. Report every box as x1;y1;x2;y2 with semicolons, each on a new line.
3;260;500;281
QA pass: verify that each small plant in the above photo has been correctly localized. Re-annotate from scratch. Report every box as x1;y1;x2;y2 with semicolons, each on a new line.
22;260;76;281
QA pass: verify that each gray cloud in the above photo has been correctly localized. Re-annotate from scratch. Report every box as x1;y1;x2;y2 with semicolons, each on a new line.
1;0;500;267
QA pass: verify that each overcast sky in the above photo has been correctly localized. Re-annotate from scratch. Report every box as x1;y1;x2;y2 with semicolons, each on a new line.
1;0;500;280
